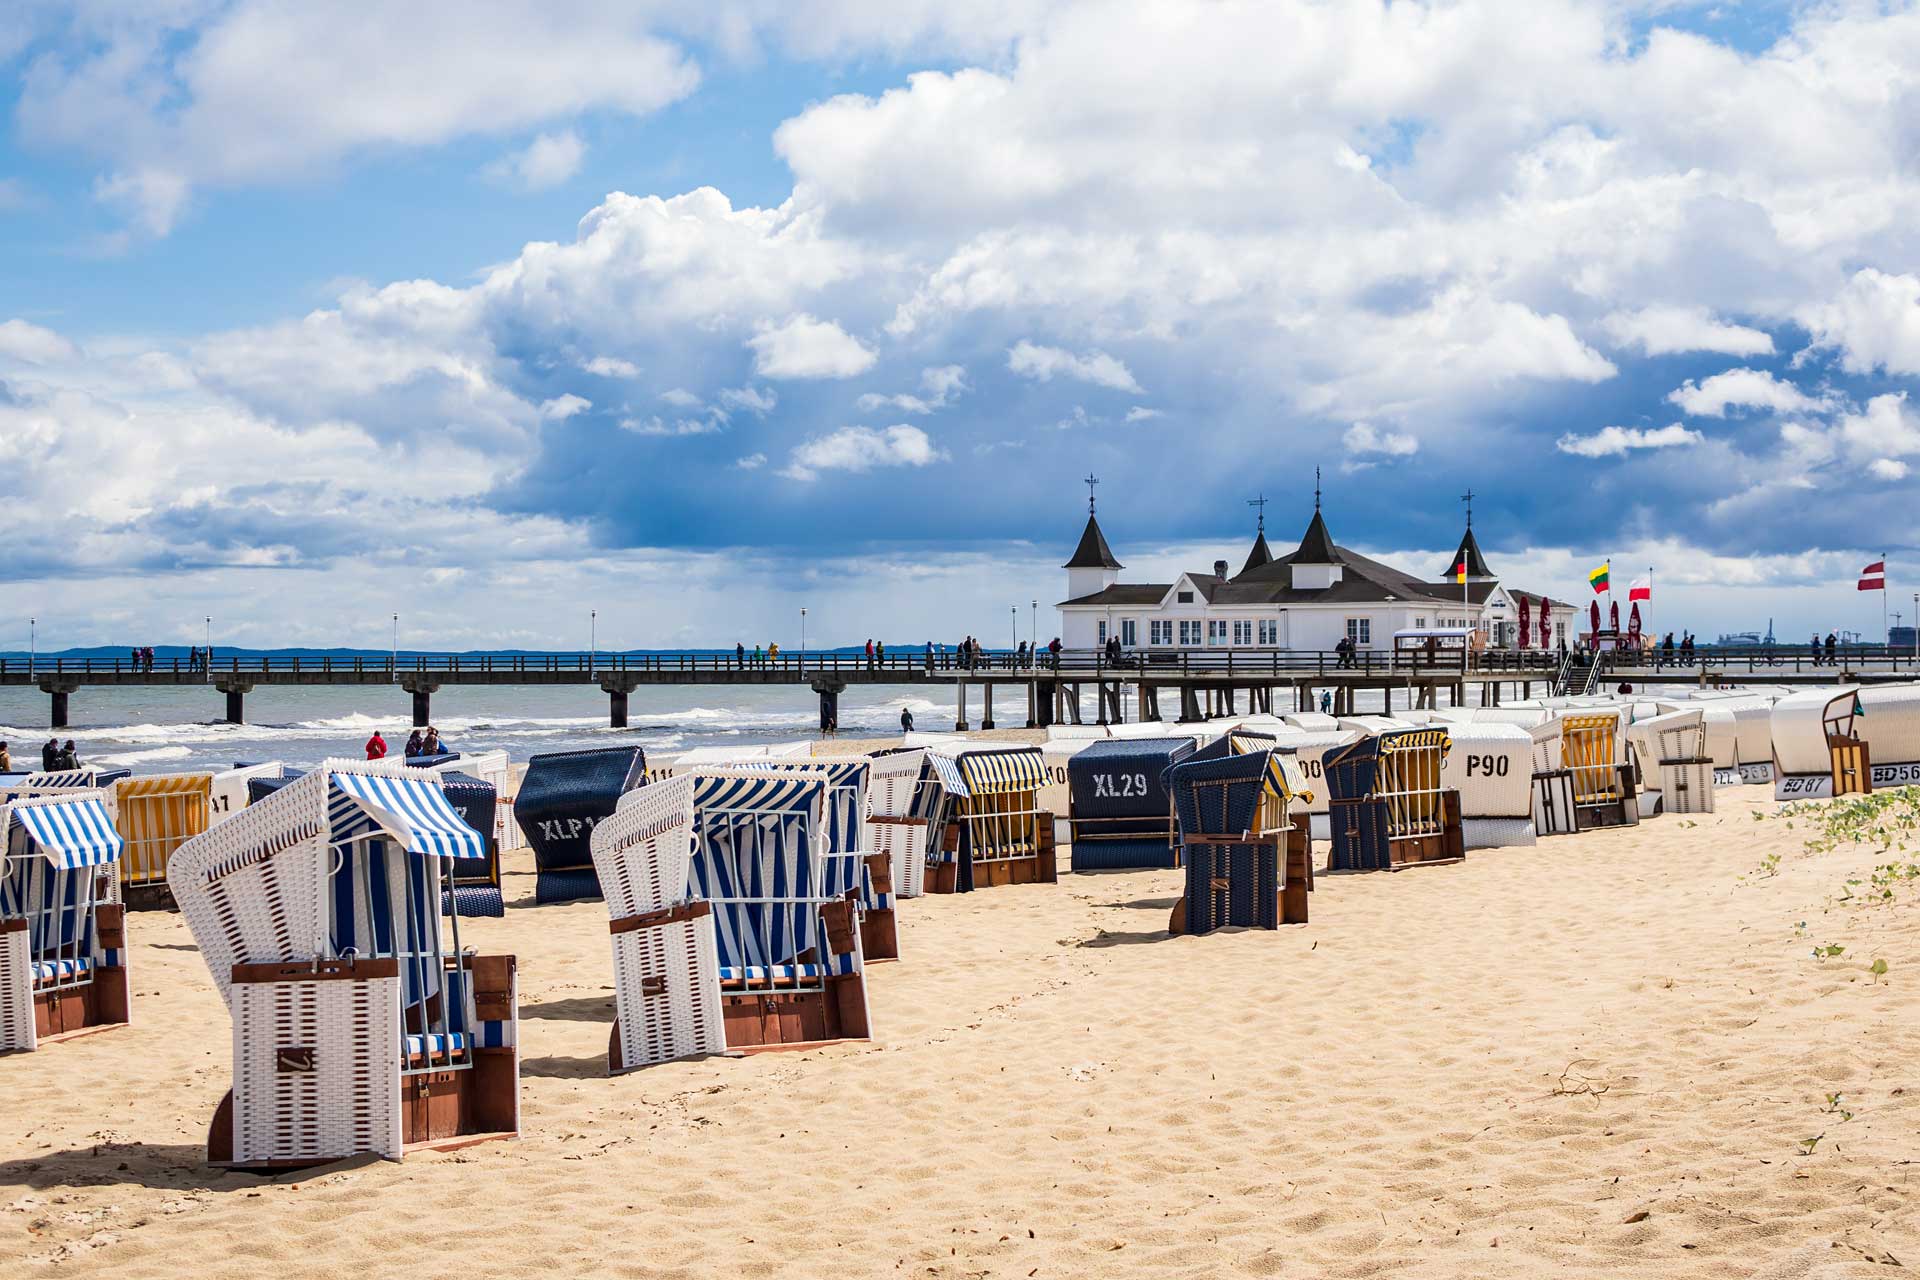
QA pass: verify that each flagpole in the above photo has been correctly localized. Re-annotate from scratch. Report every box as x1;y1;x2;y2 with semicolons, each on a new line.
1883;550;1889;653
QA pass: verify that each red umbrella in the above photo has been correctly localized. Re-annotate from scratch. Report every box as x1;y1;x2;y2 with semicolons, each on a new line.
1590;599;1601;638
1539;598;1552;648
1517;595;1532;649
1609;600;1620;633
1628;601;1643;640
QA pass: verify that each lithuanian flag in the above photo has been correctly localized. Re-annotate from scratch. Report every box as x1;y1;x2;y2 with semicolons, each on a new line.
1588;561;1610;594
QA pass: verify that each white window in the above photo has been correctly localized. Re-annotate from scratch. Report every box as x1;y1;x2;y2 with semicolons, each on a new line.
1258;619;1277;645
1097;620;1108;645
1121;618;1138;646
1150;620;1173;645
1208;620;1228;646
1232;620;1252;645
1179;620;1203;646
1346;617;1371;646
1414;616;1426;630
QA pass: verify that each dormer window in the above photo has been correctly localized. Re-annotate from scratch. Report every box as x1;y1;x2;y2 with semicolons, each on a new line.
1177;590;1194;604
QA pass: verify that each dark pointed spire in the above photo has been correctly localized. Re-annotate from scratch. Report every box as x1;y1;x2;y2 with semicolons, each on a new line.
1066;475;1122;569
1238;530;1274;576
1294;468;1339;563
1442;526;1492;580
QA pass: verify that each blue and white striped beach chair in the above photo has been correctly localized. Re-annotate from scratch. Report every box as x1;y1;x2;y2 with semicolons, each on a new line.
0;790;129;1054
592;772;869;1072
169;759;519;1168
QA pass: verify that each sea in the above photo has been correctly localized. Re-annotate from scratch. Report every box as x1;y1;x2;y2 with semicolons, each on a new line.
0;682;949;776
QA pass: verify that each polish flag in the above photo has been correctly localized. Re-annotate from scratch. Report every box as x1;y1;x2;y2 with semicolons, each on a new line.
1627;576;1651;602
1859;560;1886;591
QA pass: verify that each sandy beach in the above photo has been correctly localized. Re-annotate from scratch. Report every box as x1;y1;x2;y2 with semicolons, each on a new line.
5;781;1917;1278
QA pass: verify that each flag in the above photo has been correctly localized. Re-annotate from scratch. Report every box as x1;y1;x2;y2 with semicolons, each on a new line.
1588;561;1610;594
1628;576;1651;602
1859;560;1886;591
1452;560;1467;584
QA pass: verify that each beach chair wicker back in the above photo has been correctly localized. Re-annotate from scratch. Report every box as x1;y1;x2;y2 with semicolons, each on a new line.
113;772;213;897
436;770;503;916
1166;751;1305;933
1068;737;1194;870
863;749;929;898
1435;722;1534;847
516;746;647;903
1324;728;1462;871
1560;714;1623;805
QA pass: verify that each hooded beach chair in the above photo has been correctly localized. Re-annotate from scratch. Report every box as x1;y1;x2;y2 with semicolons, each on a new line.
862;749;929;899
1530;711;1639;833
1067;737;1196;870
436;770;505;917
922;746;1057;892
1166;750;1313;933
591;773;867;1071
695;760;897;960
1628;708;1714;815
1323;726;1464;871
0;791;129;1053
1434;722;1536;848
168;760;518;1169
515;745;647;903
112;771;214;903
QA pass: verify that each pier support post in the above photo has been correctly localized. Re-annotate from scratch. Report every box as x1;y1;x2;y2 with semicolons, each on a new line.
39;679;78;730
600;675;642;729
212;678;253;725
400;675;440;728
955;681;969;731
809;677;846;735
1037;680;1057;728
982;683;995;730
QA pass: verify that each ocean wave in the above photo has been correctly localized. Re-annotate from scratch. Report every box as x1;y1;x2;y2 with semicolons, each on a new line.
89;745;195;766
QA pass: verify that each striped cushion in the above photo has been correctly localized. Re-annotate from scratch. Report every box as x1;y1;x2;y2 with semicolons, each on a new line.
720;953;858;982
32;956;93;984
475;1020;513;1050
404;1032;467;1057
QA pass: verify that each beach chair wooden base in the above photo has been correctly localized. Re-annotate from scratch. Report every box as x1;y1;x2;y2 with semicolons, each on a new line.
1571;770;1640;831
1328;791;1465;872
924;861;961;894
1657;759;1715;815
208;953;520;1170
1531;770;1578;836
5;906;131;1054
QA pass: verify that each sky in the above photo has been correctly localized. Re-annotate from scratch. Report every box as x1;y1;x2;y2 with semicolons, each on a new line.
4;0;1920;652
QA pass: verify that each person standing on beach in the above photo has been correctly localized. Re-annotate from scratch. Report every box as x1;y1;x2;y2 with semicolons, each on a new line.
901;707;914;733
0;741;10;772
404;729;423;758
365;730;387;761
58;740;79;770
41;738;59;770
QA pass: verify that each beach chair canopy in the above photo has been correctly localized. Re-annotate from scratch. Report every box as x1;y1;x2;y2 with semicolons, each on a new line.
687;774;842;980
5;795;125;869
1068;738;1194;819
328;770;487;860
1169;750;1307;839
926;746;1046;799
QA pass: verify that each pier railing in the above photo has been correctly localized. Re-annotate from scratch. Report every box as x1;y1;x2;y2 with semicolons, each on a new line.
1;644;1912;681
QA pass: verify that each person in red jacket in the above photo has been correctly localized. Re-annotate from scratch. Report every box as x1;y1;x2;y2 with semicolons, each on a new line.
365;730;388;760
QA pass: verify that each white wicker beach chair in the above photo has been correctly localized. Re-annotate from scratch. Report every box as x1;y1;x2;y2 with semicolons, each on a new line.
168;758;518;1169
0;790;129;1054
592;772;868;1073
1628;708;1715;816
864;749;929;899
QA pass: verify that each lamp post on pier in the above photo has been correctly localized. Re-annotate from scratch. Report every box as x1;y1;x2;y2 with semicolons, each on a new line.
28;617;35;677
800;607;807;666
204;616;212;682
590;609;597;677
1011;605;1018;664
391;614;399;683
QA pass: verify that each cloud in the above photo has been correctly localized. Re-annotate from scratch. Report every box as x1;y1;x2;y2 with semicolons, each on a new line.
857;363;969;414
1667;369;1823;418
1124;406;1161;422
781;424;946;480
1870;458;1909;480
1599;306;1774;357
539;393;591;420
717;385;778;416
1834;393;1920;466
17;5;700;235
735;452;768;470
1801;269;1920;376
0;319;77;364
620;415;723;437
485;129;586;191
579;355;640;377
1555;422;1703;457
747;314;878;379
1343;422;1418;457
1006;340;1142;393
659;387;702;408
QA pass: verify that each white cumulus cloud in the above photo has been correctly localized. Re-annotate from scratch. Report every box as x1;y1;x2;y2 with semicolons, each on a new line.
1802;269;1920;377
747;314;877;379
1555;422;1703;457
782;424;946;480
1599;306;1774;357
1006;340;1142;392
538;393;590;420
0;318;78;364
1667;369;1824;418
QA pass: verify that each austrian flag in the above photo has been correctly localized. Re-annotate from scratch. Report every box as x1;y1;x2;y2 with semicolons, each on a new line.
1859;560;1886;591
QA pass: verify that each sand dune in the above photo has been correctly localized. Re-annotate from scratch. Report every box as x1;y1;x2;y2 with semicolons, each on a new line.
5;784;1916;1277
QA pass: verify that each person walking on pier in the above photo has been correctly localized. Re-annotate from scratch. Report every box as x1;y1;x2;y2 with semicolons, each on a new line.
875;639;885;665
925;641;935;673
753;643;764;668
1825;631;1838;665
769;642;780;665
736;641;745;669
365;729;387;761
865;638;874;669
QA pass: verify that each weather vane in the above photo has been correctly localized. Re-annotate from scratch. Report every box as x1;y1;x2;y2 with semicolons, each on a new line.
1461;487;1474;528
1085;473;1099;514
1247;492;1268;533
1313;466;1322;511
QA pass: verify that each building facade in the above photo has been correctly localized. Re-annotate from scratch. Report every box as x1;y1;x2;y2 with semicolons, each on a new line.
1057;493;1572;653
